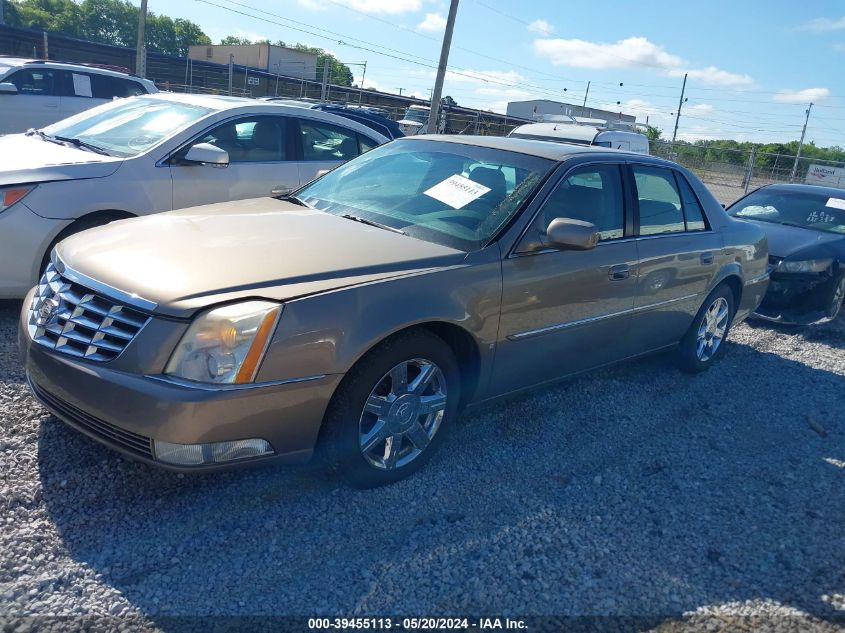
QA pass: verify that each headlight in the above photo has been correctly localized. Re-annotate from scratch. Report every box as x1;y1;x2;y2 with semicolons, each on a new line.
0;185;36;213
776;258;833;274
165;301;281;384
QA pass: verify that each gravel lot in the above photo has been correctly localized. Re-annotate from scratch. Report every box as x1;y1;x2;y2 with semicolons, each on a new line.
1;298;843;631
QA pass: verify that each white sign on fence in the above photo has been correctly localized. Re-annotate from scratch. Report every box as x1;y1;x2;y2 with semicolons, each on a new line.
247;76;260;86
805;164;845;189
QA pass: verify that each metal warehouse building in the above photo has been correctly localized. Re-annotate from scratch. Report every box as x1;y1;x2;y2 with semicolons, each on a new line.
188;43;317;80
507;99;636;125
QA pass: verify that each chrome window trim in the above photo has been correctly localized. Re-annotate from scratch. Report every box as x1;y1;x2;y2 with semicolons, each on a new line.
53;251;158;312
507;292;700;341
145;373;328;391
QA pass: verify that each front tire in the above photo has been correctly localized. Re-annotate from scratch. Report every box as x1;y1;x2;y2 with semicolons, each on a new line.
321;329;461;488
677;284;735;374
824;273;845;321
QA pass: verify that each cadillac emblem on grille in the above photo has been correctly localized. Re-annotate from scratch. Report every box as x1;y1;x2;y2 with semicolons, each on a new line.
35;297;59;327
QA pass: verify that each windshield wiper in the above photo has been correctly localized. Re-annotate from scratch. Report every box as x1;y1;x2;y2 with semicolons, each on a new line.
341;213;406;235
54;136;112;156
25;128;65;146
286;195;312;208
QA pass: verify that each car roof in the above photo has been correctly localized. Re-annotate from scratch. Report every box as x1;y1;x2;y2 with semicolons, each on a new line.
0;56;151;82
761;183;845;198
137;93;389;141
409;134;666;163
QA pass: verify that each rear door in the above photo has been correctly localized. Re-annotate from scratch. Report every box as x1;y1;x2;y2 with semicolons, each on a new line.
628;164;721;352
491;161;639;395
170;114;300;209
1;68;63;132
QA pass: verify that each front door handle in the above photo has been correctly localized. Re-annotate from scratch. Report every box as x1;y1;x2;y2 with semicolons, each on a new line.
700;251;714;265
608;264;630;281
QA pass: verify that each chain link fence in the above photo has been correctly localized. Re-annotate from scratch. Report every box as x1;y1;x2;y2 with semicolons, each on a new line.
650;140;845;205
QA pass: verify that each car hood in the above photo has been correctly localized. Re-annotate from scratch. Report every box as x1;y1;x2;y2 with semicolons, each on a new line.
742;219;844;258
56;198;467;318
0;134;123;186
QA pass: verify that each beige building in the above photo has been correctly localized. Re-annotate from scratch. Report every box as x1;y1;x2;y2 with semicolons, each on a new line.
188;44;318;80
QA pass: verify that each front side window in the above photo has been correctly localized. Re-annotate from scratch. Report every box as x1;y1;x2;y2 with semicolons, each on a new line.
299;120;360;161
199;116;286;163
7;69;60;96
297;138;554;251
45;97;211;157
536;164;625;241
633;165;685;236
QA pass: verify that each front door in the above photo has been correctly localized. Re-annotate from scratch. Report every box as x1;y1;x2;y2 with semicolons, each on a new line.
490;163;639;395
170;115;300;209
628;164;721;352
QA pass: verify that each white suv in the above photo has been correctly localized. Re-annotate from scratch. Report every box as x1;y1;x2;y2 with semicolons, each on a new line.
0;57;158;135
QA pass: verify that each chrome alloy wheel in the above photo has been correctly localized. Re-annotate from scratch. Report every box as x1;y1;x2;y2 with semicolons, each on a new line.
829;277;845;318
358;358;447;470
696;296;729;362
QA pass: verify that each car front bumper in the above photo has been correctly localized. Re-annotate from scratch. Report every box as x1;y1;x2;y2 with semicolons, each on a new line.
19;297;342;472
751;272;840;326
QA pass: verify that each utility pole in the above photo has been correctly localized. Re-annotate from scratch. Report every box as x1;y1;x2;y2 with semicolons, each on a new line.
0;0;5;25
671;72;688;146
397;88;403;96
135;0;148;77
358;61;367;104
426;0;459;135
320;58;330;101
790;102;813;182
227;53;234;96
582;81;590;107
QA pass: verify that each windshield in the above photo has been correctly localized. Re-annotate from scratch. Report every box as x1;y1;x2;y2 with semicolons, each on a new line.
729;189;845;235
403;109;429;124
297;138;554;251
44;97;211;157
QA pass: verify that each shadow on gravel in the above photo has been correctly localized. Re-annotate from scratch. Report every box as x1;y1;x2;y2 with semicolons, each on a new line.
34;334;844;626
0;300;25;385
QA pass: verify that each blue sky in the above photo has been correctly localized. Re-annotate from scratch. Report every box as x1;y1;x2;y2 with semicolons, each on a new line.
146;0;844;146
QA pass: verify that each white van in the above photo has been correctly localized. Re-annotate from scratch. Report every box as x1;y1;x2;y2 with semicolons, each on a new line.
507;122;650;154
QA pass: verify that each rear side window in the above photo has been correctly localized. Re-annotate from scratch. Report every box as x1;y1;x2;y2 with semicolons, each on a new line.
90;74;147;99
633;166;685;236
358;134;377;153
299;119;361;161
674;172;708;231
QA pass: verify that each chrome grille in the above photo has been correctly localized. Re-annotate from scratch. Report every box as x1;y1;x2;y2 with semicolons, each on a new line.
28;263;149;362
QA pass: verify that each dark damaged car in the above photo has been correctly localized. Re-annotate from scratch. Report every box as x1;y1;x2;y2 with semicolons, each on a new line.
728;183;845;324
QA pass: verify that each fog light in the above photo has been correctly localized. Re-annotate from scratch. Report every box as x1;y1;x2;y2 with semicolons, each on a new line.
153;438;274;465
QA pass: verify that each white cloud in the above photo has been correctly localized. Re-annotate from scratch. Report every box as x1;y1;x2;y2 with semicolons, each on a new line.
799;16;845;31
533;36;682;70
528;19;554;35
669;66;753;87
834;43;845;52
298;0;421;13
773;87;830;103
417;12;447;32
533;35;753;87
686;103;714;114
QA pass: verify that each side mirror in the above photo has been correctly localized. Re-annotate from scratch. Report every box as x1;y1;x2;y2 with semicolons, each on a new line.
183;143;229;167
0;83;19;95
543;217;599;251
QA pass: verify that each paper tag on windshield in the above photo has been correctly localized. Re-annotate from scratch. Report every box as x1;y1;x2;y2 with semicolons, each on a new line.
825;197;845;210
423;174;491;209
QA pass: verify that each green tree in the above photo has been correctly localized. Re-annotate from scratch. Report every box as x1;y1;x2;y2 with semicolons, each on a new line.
644;124;662;141
441;95;457;107
219;35;253;46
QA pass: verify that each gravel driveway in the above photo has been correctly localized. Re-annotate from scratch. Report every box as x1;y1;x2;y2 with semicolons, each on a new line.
1;299;843;631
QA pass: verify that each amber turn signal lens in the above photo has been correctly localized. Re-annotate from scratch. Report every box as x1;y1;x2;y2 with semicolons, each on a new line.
234;309;280;383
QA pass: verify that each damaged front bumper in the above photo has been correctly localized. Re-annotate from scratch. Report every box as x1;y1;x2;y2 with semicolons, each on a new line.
752;269;841;325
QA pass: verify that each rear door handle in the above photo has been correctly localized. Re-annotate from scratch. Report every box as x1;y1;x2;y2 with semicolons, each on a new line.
608;264;630;281
700;251;714;265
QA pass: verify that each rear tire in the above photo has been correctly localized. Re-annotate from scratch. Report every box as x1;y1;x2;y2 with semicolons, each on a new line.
320;329;461;488
677;284;735;374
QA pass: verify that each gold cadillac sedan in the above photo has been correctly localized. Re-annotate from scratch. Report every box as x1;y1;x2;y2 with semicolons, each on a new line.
19;136;769;487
